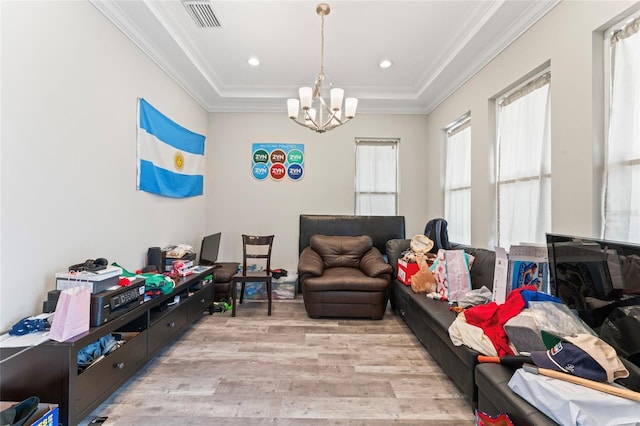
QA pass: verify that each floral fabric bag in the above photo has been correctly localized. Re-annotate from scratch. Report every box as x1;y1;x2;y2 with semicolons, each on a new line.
430;249;474;302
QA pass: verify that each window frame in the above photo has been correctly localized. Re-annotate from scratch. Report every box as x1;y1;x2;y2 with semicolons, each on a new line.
444;113;471;244
495;69;552;248
602;12;640;241
354;138;400;216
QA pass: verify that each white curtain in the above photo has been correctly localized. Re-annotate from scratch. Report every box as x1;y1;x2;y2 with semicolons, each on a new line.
497;72;551;248
355;140;398;215
604;18;640;242
445;118;471;244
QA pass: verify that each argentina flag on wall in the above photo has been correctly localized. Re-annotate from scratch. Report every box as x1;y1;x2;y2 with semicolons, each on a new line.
137;98;205;198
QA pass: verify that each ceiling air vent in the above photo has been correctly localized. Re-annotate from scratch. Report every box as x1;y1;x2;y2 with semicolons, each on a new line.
182;1;221;28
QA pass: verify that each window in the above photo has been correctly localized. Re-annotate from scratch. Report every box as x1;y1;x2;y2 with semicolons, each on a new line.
444;114;471;244
604;16;640;242
496;71;551;248
355;139;398;215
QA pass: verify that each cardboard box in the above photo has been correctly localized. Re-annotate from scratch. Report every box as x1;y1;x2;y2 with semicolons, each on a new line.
397;260;419;285
55;265;122;294
28;403;58;426
0;401;59;426
56;274;119;294
493;244;549;304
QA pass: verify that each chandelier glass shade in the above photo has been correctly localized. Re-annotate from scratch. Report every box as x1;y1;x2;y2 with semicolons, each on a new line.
287;3;358;133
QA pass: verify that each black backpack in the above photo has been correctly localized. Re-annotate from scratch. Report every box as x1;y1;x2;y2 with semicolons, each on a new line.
424;218;450;253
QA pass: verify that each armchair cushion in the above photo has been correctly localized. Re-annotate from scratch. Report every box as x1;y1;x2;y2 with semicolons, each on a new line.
310;235;373;269
304;267;390;292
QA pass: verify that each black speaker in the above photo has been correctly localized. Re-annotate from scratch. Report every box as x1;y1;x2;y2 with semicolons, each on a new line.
147;247;163;274
43;290;61;313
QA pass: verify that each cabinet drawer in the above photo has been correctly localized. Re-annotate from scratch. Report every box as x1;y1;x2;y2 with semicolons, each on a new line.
187;285;213;321
76;330;147;417
148;307;187;354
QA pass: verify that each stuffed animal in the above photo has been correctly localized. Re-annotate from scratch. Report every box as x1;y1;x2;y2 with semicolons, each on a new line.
410;253;437;294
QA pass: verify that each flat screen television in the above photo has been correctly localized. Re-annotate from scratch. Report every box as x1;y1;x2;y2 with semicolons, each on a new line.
547;233;640;365
199;232;221;266
546;233;640;323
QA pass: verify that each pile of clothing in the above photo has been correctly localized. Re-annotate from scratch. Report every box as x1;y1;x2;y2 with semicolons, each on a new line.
77;333;125;372
449;286;561;357
447;286;640;425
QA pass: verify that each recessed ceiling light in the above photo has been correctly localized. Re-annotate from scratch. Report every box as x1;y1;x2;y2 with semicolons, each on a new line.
379;59;392;69
248;57;260;66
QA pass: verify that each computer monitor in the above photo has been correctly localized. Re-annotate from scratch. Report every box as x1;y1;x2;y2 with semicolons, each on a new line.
199;232;221;266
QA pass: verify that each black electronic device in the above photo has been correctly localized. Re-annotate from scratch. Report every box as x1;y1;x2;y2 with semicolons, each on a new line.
69;258;108;273
43;289;61;313
90;279;146;326
199;232;221;266
546;233;640;329
147;247;165;274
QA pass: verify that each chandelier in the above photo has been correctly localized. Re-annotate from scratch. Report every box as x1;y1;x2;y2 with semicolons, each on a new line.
287;3;358;133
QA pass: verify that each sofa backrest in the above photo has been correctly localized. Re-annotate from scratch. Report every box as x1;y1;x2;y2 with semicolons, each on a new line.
299;214;405;256
450;243;496;291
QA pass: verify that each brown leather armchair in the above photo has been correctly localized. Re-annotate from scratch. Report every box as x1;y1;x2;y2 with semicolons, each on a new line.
298;234;393;319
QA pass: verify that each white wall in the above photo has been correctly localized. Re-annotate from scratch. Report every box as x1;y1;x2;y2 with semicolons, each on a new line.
0;1;208;331
206;112;429;270
423;0;639;249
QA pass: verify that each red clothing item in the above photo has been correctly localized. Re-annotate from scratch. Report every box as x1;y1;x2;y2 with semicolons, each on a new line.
463;286;537;356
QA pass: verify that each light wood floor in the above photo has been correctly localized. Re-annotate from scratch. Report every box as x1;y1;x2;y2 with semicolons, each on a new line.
80;298;475;425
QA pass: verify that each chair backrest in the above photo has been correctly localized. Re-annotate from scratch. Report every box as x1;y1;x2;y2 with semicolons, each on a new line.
242;234;274;273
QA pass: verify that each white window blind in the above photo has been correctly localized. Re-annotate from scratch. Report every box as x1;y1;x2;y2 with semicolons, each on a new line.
355;139;398;215
604;16;640;242
496;72;551;248
444;115;471;244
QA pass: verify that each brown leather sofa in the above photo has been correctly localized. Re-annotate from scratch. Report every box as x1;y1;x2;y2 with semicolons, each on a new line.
299;235;393;319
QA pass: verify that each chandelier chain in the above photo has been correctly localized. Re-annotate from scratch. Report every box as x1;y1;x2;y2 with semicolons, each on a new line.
320;12;325;78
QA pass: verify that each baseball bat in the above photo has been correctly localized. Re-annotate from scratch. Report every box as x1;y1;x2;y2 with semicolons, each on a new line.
522;363;640;402
477;355;532;367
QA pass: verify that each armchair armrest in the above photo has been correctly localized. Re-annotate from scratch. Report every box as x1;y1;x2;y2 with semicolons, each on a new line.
360;247;393;277
298;246;324;276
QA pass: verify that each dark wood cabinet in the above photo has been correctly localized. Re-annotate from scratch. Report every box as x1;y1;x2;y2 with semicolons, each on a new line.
186;285;215;321
0;269;214;426
148;306;188;355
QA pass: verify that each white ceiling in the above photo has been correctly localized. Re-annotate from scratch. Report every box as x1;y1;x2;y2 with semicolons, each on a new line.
91;0;560;114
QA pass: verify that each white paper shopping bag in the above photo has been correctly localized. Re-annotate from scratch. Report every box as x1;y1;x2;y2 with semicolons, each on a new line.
49;286;90;342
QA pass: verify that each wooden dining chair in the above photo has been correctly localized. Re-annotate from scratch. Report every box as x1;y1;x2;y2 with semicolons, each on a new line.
231;234;274;317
